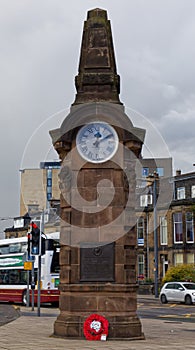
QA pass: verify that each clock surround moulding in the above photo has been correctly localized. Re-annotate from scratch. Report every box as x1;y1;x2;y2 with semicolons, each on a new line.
76;122;119;164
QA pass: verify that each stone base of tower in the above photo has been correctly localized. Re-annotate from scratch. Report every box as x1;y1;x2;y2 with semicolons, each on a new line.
53;283;145;340
54;315;144;340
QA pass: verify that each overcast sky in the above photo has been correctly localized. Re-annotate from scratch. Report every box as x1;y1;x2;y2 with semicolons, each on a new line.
1;0;195;232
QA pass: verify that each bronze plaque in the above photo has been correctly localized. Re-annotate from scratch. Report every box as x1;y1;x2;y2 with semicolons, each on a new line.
80;242;115;282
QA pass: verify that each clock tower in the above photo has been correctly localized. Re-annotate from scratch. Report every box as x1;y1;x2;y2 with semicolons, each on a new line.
50;8;145;340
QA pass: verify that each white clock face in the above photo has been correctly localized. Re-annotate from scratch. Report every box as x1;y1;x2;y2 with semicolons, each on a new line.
76;122;119;163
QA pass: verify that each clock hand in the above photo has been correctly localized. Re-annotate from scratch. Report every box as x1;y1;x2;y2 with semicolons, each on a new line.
93;139;99;147
93;133;102;147
93;133;113;147
98;133;113;143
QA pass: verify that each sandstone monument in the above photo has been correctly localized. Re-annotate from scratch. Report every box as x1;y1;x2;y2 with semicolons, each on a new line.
50;8;145;340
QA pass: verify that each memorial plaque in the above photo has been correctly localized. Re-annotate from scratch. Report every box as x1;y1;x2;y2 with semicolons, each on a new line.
80;242;115;282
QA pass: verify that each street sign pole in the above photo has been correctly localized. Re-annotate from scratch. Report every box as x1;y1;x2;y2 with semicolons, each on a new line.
31;261;35;311
37;254;41;316
153;176;159;298
26;231;30;307
27;270;30;307
37;211;44;317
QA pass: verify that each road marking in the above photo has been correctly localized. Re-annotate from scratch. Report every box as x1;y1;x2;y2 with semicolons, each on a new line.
159;314;180;318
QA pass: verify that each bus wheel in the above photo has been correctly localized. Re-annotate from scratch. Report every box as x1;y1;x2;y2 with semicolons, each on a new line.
22;290;27;306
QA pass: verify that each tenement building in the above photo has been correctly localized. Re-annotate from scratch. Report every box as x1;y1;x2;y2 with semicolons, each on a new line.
136;169;195;285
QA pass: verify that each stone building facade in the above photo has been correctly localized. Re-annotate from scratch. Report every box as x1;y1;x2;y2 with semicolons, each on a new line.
20;161;60;216
4;161;61;239
136;170;195;286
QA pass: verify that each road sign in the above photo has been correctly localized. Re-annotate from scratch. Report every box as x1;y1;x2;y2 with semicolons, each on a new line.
24;261;33;270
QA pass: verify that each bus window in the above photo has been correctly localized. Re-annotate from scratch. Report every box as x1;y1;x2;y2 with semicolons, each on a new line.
0;245;9;255
9;243;22;253
0;243;27;255
9;271;20;284
45;239;60;273
21;243;28;253
0;269;29;285
51;249;60;273
0;271;4;283
0;270;9;284
51;246;60;273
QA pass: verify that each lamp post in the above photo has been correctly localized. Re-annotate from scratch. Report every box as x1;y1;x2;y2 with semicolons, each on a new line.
147;172;159;298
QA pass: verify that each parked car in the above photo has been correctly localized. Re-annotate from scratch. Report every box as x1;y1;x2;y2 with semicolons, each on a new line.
160;282;195;305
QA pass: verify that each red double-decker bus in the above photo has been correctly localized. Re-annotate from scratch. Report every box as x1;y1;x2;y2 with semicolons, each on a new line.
0;234;60;305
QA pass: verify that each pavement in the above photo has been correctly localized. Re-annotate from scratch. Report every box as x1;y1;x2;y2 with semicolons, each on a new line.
0;296;195;350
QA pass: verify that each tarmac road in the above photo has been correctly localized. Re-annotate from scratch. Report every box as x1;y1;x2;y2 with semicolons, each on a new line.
138;297;195;323
0;304;20;326
2;295;195;326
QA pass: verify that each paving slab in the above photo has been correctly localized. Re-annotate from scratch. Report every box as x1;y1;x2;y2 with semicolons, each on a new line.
0;306;195;350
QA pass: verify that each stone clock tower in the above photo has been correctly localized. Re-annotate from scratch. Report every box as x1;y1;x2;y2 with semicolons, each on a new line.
50;8;145;340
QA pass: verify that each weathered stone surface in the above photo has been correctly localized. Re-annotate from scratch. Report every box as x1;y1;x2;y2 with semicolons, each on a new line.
73;8;121;105
54;284;144;339
51;7;145;341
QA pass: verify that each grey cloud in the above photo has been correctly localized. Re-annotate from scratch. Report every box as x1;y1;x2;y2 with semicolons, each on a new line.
0;0;195;231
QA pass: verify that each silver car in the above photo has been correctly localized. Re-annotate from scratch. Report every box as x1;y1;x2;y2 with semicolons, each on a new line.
160;282;195;305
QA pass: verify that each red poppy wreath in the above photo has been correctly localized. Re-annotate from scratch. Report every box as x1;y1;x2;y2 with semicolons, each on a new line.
83;313;109;341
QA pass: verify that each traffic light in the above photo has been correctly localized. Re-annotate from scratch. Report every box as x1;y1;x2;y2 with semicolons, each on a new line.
30;221;41;256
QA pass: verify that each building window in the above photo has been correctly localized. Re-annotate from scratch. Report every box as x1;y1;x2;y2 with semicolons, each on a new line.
47;193;52;200
14;218;24;229
46;169;52;202
138;254;144;279
160;217;167;245
137;217;144;245
47;186;52;200
140;195;147;207
47;169;52;179
142;167;149;177
186;212;194;243
156;167;164;177
173;212;183;243
47;178;52;187
177;187;185;200
187;253;194;264
174;253;183;265
191;185;195;198
140;194;152;207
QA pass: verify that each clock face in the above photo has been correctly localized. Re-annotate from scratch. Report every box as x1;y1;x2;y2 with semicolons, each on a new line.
76;122;119;163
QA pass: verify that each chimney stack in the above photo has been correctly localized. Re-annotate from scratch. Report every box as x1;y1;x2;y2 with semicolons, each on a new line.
176;169;181;176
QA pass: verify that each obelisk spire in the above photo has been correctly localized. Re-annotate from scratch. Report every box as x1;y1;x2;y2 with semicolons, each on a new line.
72;8;122;105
